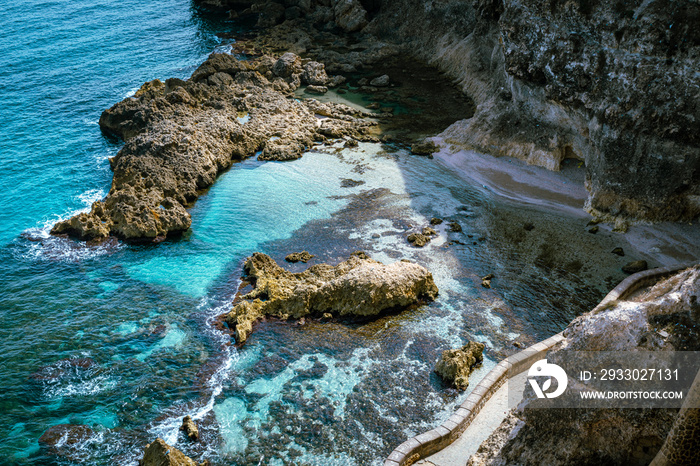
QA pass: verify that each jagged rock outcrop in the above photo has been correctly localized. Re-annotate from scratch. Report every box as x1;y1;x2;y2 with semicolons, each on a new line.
469;265;700;465
285;251;314;263
180;415;199;442
140;438;201;466
204;0;700;223
225;252;438;342
435;341;485;390
51;52;376;241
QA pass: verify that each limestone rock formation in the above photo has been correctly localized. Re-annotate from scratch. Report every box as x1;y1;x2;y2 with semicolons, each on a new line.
301;61;328;85
225;252;438;342
369;74;390;87
140;438;200;466
407;226;437;247
470;265;700;465
380;0;700;222
52;52;376;241
435;341;485;390
407;233;429;247
196;0;700;224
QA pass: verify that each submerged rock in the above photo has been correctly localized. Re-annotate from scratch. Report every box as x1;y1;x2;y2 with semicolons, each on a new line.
140;438;200;466
285;251;314;263
448;221;462;233
180;415;199;442
225;252;438;343
435;341;485;390
39;424;95;458
52;52;376;242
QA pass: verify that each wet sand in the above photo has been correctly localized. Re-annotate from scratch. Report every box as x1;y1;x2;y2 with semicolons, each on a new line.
433;141;700;267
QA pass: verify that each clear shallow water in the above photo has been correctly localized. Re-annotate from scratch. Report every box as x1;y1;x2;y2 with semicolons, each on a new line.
0;2;653;465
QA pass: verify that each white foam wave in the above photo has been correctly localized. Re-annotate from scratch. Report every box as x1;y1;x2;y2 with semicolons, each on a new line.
146;292;238;448
46;375;118;398
17;188;122;262
212;44;233;55
123;86;140;98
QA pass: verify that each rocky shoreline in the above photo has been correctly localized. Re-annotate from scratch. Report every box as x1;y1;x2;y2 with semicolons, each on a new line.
37;1;700;464
51;52;378;241
198;0;700;224
52;1;699;243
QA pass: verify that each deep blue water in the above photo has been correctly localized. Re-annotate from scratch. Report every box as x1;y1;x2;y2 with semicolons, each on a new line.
0;1;661;465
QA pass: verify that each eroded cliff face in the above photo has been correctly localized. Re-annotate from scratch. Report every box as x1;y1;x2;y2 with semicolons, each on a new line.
372;0;700;222
467;265;700;465
206;0;700;222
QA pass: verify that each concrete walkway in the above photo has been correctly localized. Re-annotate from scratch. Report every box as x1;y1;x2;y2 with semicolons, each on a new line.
417;372;528;466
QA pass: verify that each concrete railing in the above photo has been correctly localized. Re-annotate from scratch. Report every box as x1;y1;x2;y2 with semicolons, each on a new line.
385;262;698;466
591;262;696;312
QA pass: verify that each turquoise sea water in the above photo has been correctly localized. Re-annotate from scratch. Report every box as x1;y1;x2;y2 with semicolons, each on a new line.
0;1;666;465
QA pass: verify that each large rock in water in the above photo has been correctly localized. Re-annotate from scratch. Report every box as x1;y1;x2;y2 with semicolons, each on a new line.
225;252;439;343
140;438;200;466
468;265;700;465
51;52;376;242
435;341;485;390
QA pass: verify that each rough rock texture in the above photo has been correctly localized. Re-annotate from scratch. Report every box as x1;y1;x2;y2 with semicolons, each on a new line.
470;265;700;465
376;0;700;222
434;341;485;390
285;251;314;263
364;0;700;222
225;252;438;342
140;438;200;466
197;1;700;223
52;52;376;241
179;415;199;442
407;232;430;247
653;370;700;466
407;226;437;247
332;0;368;32
411;139;439;156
